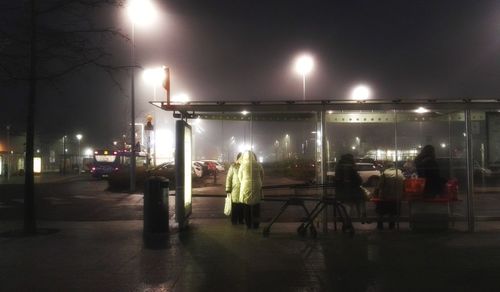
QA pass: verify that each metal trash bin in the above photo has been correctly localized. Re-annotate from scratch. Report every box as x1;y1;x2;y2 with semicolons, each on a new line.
143;176;169;234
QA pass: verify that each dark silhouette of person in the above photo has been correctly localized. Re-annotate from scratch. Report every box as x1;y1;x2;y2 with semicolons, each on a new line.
373;162;404;230
414;145;445;197
334;153;366;220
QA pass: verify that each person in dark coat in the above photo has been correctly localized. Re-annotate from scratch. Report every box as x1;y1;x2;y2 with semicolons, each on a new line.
373;162;404;230
414;145;445;197
334;153;366;220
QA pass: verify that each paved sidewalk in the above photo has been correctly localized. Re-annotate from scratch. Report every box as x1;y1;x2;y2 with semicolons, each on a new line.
0;173;82;185
2;219;500;291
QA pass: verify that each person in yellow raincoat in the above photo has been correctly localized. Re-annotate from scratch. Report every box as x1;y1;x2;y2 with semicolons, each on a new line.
238;151;264;229
225;153;244;224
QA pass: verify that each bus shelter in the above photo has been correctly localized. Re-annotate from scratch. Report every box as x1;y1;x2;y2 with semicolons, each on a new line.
152;99;500;232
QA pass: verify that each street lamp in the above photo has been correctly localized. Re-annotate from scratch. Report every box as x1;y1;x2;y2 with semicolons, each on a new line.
76;134;82;174
284;134;290;159
294;53;314;101
62;135;67;175
172;93;190;104
414;106;429;114
84;148;93;158
351;84;372;101
143;66;165;100
126;0;157;193
6;125;10;179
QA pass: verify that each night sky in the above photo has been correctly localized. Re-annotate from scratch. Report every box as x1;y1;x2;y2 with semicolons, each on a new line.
1;0;500;147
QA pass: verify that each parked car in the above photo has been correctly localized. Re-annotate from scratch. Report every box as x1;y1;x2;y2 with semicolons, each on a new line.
473;161;493;177
192;161;204;177
200;160;225;173
327;162;381;186
194;161;209;176
152;161;204;178
149;162;175;180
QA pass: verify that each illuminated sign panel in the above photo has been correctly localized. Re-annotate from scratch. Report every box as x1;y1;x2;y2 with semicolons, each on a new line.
184;125;192;212
175;120;192;229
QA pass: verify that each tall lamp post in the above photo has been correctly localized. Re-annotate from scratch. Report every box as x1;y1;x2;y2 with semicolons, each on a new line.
6;125;10;180
126;0;157;193
76;134;82;174
284;134;290;159
62;135;67;175
294;54;314;101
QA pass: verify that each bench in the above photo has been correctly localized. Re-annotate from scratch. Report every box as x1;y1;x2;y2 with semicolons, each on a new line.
371;178;461;229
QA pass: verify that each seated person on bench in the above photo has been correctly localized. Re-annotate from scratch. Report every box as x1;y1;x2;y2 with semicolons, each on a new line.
335;153;366;222
372;162;404;230
414;145;446;198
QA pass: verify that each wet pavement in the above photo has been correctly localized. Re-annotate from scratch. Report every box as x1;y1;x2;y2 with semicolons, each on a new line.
2;174;500;291
0;173;83;185
1;219;500;292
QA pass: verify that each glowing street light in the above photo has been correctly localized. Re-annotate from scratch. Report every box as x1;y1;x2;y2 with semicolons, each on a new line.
294;53;314;101
414;107;430;114
84;148;93;157
284;134;291;159
143;66;166;99
351;84;372;101
172;93;190;104
127;0;157;27
126;0;158;193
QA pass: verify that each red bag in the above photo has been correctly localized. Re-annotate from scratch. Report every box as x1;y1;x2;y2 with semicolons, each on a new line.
404;177;426;199
444;178;458;200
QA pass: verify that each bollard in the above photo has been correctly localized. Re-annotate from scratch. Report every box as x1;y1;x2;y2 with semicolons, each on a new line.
143;176;169;234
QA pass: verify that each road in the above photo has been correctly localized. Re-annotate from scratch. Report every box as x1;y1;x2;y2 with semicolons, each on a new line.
0;174;320;222
2;174;500;222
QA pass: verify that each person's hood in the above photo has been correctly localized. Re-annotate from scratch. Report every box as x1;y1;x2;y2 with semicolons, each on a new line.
240;151;256;164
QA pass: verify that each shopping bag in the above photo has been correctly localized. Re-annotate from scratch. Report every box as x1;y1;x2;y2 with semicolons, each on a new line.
444;178;458;200
404;177;426;199
224;194;232;216
360;186;372;201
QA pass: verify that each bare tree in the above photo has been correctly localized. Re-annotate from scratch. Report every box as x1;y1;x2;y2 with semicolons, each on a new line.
0;0;129;233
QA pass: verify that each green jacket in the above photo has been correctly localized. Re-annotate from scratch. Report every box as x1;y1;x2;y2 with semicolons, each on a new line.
225;162;241;203
237;151;264;205
374;167;404;200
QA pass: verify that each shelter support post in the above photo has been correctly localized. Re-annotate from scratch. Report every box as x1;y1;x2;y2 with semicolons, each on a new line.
316;111;328;233
465;109;475;232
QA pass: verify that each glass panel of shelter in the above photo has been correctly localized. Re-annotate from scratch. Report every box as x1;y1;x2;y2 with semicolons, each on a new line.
325;110;398;224
188;111;320;196
470;110;500;229
325;109;468;230
182;107;485;230
396;109;468;230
